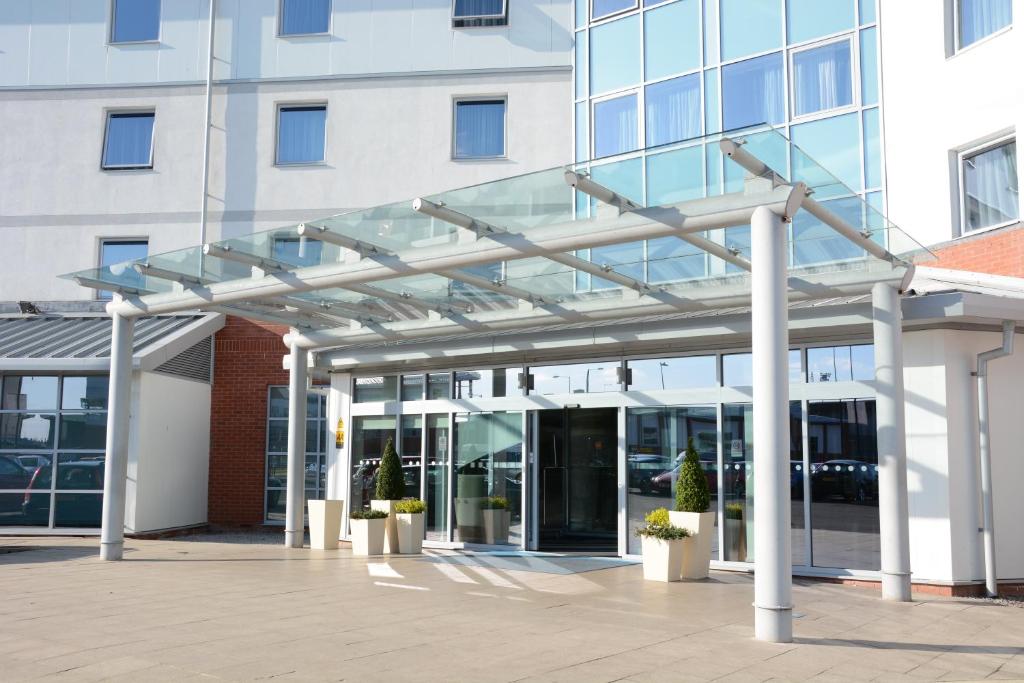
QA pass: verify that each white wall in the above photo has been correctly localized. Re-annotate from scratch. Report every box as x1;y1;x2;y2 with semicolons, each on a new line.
130;370;211;532
879;1;1023;248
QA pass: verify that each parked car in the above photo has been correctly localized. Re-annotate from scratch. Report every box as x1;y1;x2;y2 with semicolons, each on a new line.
810;459;878;503
23;460;104;525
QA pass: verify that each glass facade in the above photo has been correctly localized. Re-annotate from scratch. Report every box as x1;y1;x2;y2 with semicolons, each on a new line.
0;375;108;528
265;387;328;523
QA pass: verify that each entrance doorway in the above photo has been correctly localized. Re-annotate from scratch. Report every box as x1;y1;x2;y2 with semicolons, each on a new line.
537;408;618;552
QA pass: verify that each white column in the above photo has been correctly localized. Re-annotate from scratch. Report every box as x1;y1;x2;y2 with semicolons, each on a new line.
872;282;912;601
750;206;792;643
285;342;309;548
99;312;135;561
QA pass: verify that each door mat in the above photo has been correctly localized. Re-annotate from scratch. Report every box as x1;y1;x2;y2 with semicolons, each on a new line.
419;551;637;575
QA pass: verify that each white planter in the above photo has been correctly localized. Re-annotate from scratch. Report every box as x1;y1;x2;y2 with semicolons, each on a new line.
482;508;510;545
669;510;716;580
307;499;344;550
395;512;425;555
725;517;748;561
370;499;400;553
350;517;386;556
640;535;685;582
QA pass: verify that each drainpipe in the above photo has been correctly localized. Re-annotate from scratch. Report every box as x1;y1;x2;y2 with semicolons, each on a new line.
974;320;1015;598
199;0;216;246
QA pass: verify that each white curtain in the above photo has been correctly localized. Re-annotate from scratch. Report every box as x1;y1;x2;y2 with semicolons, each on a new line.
960;0;1013;46
594;95;637;158
723;53;783;130
645;75;701;147
278;107;326;163
793;42;852;116
455;101;505;158
965;141;1019;230
104;114;153;167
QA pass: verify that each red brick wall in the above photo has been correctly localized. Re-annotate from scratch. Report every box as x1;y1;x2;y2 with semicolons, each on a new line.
919;223;1024;278
208;316;289;526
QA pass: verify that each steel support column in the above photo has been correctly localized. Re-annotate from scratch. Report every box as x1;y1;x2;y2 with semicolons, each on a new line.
99;312;135;561
284;342;309;548
872;282;912;601
751;206;793;643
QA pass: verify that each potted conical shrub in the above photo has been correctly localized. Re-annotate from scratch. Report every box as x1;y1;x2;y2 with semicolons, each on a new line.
350;509;388;556
636;507;690;582
669;437;716;579
370;436;405;553
394;499;426;555
481;496;509;545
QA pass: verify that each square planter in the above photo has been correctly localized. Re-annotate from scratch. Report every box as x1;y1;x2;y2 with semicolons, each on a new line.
308;499;344;550
370;499;400;553
725;517;748;561
669;510;716;580
482;508;510;545
351;517;386;556
640;535;684;582
395;512;425;555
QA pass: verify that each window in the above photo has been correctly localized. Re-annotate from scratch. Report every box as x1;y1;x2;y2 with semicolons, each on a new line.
98;240;148;300
590;13;641;94
591;0;637;21
593;93;638;158
807;344;874;383
722;52;784;131
353;376;398;403
958;0;1012;49
452;0;508;28
791;39;854;117
720;0;782;61
102;112;155;169
276;105;327;165
272;236;322;267
645;74;701;148
453;99;506;159
265;387;327;523
110;0;160;43
279;0;331;36
961;138;1019;233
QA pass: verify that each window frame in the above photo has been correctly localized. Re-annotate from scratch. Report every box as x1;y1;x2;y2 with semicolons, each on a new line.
451;0;509;27
951;0;1014;54
277;0;333;38
591;0;639;23
451;96;508;161
101;109;156;171
956;133;1020;237
274;102;329;167
787;34;860;123
590;88;641;160
109;0;162;45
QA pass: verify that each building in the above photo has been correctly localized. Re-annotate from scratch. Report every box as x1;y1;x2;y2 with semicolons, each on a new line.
1;0;1021;618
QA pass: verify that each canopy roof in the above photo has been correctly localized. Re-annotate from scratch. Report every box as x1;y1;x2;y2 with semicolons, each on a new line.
62;127;929;354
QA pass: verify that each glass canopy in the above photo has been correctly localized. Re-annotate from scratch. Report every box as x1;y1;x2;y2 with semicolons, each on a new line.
63;126;930;338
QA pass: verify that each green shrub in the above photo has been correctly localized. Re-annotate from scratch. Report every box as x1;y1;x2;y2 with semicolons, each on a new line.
483;496;508;510
634;507;690;541
350;509;389;520
645;507;670;527
675;437;710;513
374;436;405;501
395;499;426;514
725;503;744;520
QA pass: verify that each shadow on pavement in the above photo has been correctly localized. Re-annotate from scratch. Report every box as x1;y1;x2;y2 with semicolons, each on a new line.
795;637;1024;656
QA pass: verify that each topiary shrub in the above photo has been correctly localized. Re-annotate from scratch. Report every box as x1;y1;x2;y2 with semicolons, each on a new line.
675;437;710;513
351;509;389;520
483;496;508;510
374;436;405;501
395;499;426;514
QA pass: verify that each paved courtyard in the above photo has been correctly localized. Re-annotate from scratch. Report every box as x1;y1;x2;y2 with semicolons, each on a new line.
1;535;1023;682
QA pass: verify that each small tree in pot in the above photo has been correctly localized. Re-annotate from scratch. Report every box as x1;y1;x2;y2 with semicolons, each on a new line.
394;499;426;555
370;437;405;553
670;437;715;579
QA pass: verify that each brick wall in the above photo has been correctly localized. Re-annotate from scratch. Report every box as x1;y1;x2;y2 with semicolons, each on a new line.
208;316;289;526
919;223;1024;278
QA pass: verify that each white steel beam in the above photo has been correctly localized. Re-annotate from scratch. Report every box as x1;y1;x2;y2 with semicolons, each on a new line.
344;283;473;314
203;243;288;272
99;311;134;561
133;262;208;286
75;276;147;297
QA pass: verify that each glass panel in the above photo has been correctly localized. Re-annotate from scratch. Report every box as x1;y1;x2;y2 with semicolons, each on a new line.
401;375;425;401
454;0;504;17
454;100;506;159
860;0;876;23
722;404;752;561
704;68;720;135
723;350;803;386
277;106;326;164
720;0;782;61
453;411;522;545
576;0;588;28
644;0;700;80
267;420;288;453
627;406;717;555
0;453;48;490
61;377;109;410
646;234;706;282
575;101;588;163
53;493;103;528
98;241;148;300
0;491;49;526
354;376;398;403
268;387;289;418
0;413;56;450
265;489;286;522
303;453;319;491
706;142;723;196
704;0;720;64
267;454;287;488
305;419;320;454
425;414;449;541
646;145;705;206
103;113;154;168
645;74;701;147
863;108;882;189
281;0;331;35
791;112;862;192
627;356;717;391
860;27;878;105
575;32;587;99
56;454;105;491
963;140;1019;232
453;368;518;399
272;237;323;268
349;416;397;512
792;195;866;266
590;14;641;94
959;0;1012;48
530;362;620;395
592;0;636;20
2;376;58;410
427;373;451;400
790;403;807;565
807;344;874;382
58;413;106;450
400;415;424;499
722;52;785;130
593;93;639;158
809;399;879;569
792;40;853;117
787;0;855;44
111;0;160;42
590;156;643;205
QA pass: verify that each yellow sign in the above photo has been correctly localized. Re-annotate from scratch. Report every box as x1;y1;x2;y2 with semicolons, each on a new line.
335;417;345;449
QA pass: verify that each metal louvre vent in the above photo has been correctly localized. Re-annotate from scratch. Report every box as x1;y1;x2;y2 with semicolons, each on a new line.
153;336;213;383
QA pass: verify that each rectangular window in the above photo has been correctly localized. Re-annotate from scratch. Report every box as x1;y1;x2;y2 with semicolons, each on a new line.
98;240;148;301
353;376;398;403
645;75;701;148
453;99;506;159
271;236;323;267
722;52;785;131
626;356;716;391
110;0;160;43
791;39;854;117
806;344;874;383
102;112;155;169
593;93;638;158
958;0;1012;49
280;0;331;36
452;0;508;28
276;105;327;165
592;0;637;21
961;138;1019;233
265;387;327;523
